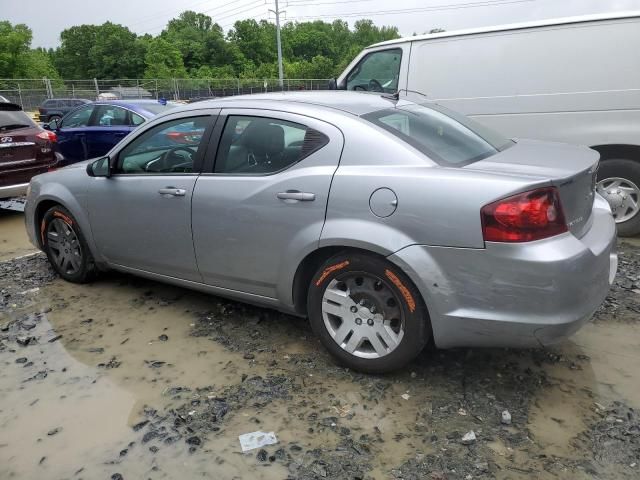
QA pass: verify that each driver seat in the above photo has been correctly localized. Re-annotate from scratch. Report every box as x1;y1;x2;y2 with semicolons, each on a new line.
244;121;286;170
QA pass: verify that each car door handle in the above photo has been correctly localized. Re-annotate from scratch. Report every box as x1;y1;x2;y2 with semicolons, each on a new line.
114;132;127;137
158;187;186;196
277;191;316;202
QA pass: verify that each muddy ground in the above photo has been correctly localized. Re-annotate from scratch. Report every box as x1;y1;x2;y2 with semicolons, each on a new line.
1;210;639;480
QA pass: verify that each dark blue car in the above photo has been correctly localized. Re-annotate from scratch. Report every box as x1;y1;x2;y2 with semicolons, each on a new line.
46;100;176;165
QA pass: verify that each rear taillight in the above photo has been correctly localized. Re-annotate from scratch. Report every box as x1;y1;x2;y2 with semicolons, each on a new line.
481;187;568;242
36;130;57;143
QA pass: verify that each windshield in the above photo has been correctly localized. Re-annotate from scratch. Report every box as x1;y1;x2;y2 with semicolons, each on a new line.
0;110;36;132
362;103;513;166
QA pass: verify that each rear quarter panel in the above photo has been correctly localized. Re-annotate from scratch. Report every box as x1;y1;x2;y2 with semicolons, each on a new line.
321;123;551;252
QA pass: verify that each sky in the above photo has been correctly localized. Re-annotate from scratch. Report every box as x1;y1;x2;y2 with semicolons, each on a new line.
2;0;639;48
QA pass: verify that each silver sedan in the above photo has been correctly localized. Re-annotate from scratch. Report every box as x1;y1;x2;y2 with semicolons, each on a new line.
24;91;618;373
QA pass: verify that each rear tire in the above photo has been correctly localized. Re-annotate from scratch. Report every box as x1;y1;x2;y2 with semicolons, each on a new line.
308;252;430;373
41;205;96;283
597;159;640;237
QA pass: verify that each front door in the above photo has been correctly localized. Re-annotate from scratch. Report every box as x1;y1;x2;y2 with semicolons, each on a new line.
56;104;96;164
86;113;215;280
85;104;135;159
192;109;343;298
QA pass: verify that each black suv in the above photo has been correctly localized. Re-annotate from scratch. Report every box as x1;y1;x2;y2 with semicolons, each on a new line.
38;98;91;124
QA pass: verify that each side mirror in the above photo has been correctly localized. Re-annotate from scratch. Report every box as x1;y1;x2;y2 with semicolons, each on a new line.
327;78;337;90
86;156;111;178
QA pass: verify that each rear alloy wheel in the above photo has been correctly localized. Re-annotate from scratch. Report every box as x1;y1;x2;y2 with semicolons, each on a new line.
308;253;429;373
42;206;96;283
597;159;640;236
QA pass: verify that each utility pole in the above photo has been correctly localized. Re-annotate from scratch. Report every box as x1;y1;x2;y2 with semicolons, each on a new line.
271;0;284;88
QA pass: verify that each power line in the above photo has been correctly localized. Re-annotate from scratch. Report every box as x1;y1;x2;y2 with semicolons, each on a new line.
286;0;535;20
134;0;264;34
127;0;219;27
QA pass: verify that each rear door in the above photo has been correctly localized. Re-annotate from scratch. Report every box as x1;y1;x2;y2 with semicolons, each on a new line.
56;104;96;164
191;109;343;298
86;105;135;158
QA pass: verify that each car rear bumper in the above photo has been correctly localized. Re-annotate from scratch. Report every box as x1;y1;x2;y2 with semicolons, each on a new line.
388;195;617;349
0;182;29;199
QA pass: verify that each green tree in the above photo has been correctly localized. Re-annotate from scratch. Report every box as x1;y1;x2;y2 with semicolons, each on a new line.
54;25;100;78
228;20;277;66
144;38;188;78
0;21;33;78
88;23;146;78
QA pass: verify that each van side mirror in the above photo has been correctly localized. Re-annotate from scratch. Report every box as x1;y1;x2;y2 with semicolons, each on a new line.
87;156;111;178
328;78;337;90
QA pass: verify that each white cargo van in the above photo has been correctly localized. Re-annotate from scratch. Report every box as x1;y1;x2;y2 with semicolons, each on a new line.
334;12;640;235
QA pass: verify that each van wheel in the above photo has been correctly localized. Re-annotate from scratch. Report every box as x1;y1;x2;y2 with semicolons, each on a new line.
308;252;430;373
597;159;640;237
41;206;96;283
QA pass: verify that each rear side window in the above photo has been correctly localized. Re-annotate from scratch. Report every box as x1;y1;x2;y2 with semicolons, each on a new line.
93;105;129;126
214;115;328;175
362;103;513;166
0;110;36;132
44;100;57;108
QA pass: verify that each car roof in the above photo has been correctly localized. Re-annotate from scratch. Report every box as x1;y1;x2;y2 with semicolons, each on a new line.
369;10;640;48
189;91;415;116
45;98;90;101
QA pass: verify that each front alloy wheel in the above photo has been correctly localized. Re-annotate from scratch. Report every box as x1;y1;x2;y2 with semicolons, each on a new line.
46;217;83;276
42;205;96;283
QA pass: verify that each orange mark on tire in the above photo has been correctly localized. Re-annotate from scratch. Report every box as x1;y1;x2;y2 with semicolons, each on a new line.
385;269;416;313
315;261;350;287
53;211;73;226
40;219;46;245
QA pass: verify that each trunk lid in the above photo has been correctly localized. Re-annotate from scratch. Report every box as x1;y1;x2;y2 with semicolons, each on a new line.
465;139;599;237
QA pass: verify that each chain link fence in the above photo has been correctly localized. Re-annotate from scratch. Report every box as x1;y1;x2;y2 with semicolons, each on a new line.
0;78;332;112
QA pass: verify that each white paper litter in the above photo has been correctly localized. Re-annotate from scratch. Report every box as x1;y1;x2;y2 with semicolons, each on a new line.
238;431;278;452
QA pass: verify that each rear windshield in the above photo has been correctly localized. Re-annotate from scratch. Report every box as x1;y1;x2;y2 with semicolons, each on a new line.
362;103;513;166
139;103;178;115
0;110;36;132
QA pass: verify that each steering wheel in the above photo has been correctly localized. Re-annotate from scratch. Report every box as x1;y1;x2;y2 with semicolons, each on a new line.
368;78;384;92
151;146;194;172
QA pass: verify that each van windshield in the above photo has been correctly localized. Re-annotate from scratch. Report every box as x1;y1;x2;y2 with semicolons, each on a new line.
362;103;513;166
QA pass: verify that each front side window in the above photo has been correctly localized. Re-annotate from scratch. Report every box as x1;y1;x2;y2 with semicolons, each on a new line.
214;115;328;175
93;105;129;127
362;103;513;166
61;105;95;128
116;116;208;174
346;48;402;93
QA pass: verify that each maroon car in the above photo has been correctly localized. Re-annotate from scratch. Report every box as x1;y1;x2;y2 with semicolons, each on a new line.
0;103;58;199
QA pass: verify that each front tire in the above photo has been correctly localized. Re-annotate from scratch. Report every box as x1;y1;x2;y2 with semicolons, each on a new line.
597;159;640;237
41;205;96;283
308;252;430;373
